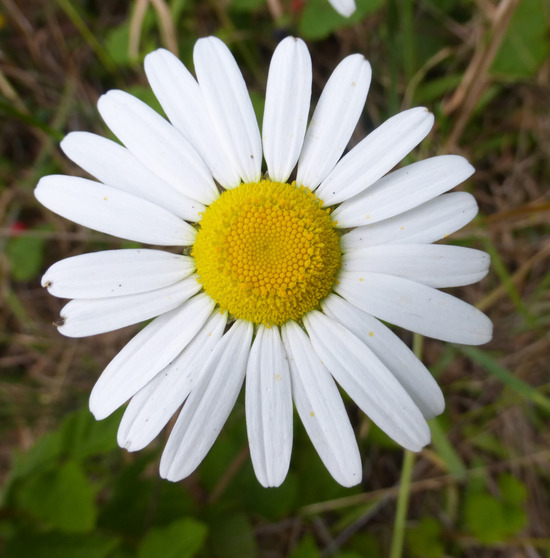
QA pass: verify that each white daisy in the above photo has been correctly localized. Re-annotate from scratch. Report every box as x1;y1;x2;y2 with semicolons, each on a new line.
36;36;492;488
327;0;356;17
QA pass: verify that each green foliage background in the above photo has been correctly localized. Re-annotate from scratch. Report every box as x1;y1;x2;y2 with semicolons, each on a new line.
1;0;549;556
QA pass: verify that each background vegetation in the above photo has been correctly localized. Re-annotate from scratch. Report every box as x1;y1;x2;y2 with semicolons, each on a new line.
1;0;549;556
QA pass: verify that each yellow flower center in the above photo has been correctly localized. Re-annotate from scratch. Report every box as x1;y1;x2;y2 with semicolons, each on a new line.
192;180;341;325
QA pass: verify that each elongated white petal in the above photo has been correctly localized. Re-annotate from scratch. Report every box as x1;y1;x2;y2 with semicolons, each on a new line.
262;37;312;183
336;271;493;345
246;325;293;487
160;320;253;482
317;108;434;206
333;155;474;228
60;132;204;222
342;244;490;288
42;249;195;299
322;294;444;419
303;311;430;450
58;275;201;338
118;310;227;451
281;320;362;487
97;90;218;205
35;175;195;246
90;293;215;419
328;0;356;16
341;192;478;250
144;49;240;188
194;37;262;184
297;54;371;190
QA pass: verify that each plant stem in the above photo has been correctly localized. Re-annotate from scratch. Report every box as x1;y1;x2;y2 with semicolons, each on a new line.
389;450;415;558
389;332;422;558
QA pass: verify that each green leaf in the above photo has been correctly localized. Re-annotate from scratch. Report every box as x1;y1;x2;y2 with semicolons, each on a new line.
299;0;384;40
463;474;528;543
2;429;63;504
5;532;118;558
464;490;506;543
499;474;527;506
59;407;121;460
208;513;257;558
491;0;550;79
14;460;97;533
138;517;208;558
104;22;133;67
6;233;47;281
406;516;444;558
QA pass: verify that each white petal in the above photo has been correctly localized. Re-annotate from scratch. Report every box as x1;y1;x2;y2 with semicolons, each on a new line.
332;155;475;228
97;90;218;205
89;293;215;419
60;132;204;222
42;249;195;299
342;244;490;288
144;49;240;188
246;325;293;487
322;294;444;419
160;320;253;482
341;192;479;250
262;37;312;183
35;175;195;246
58;275;201;338
336;271;493;345
303;311;430;450
296;54;371;190
328;0;356;16
118;310;227;451
281;320;362;487
194;37;261;184
317;107;434;206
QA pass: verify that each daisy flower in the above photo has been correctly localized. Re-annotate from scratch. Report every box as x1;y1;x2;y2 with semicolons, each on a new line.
36;36;492;488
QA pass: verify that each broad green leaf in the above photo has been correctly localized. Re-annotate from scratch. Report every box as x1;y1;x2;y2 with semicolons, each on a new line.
7;233;47;281
463;474;528;543
138;517;208;558
406;516;444;558
5;532;118;558
60;407;121;460
491;0;550;79
2;430;63;504
104;22;133;67
14;460;97;533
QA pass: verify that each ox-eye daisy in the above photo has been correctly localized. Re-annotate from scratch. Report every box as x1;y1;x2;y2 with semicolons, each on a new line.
36;36;492;488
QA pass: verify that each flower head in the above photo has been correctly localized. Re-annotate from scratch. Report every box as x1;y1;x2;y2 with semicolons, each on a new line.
36;36;492;487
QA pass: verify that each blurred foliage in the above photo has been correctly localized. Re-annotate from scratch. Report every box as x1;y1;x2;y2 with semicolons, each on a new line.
1;0;550;556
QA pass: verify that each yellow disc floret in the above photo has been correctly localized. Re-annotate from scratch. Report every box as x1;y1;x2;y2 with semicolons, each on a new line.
192;180;341;325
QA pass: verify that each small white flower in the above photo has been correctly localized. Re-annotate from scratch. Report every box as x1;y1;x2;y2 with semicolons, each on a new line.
36;37;492;488
327;0;357;17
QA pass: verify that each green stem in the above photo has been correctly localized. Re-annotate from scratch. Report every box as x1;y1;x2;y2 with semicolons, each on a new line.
389;332;422;558
389;450;415;558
